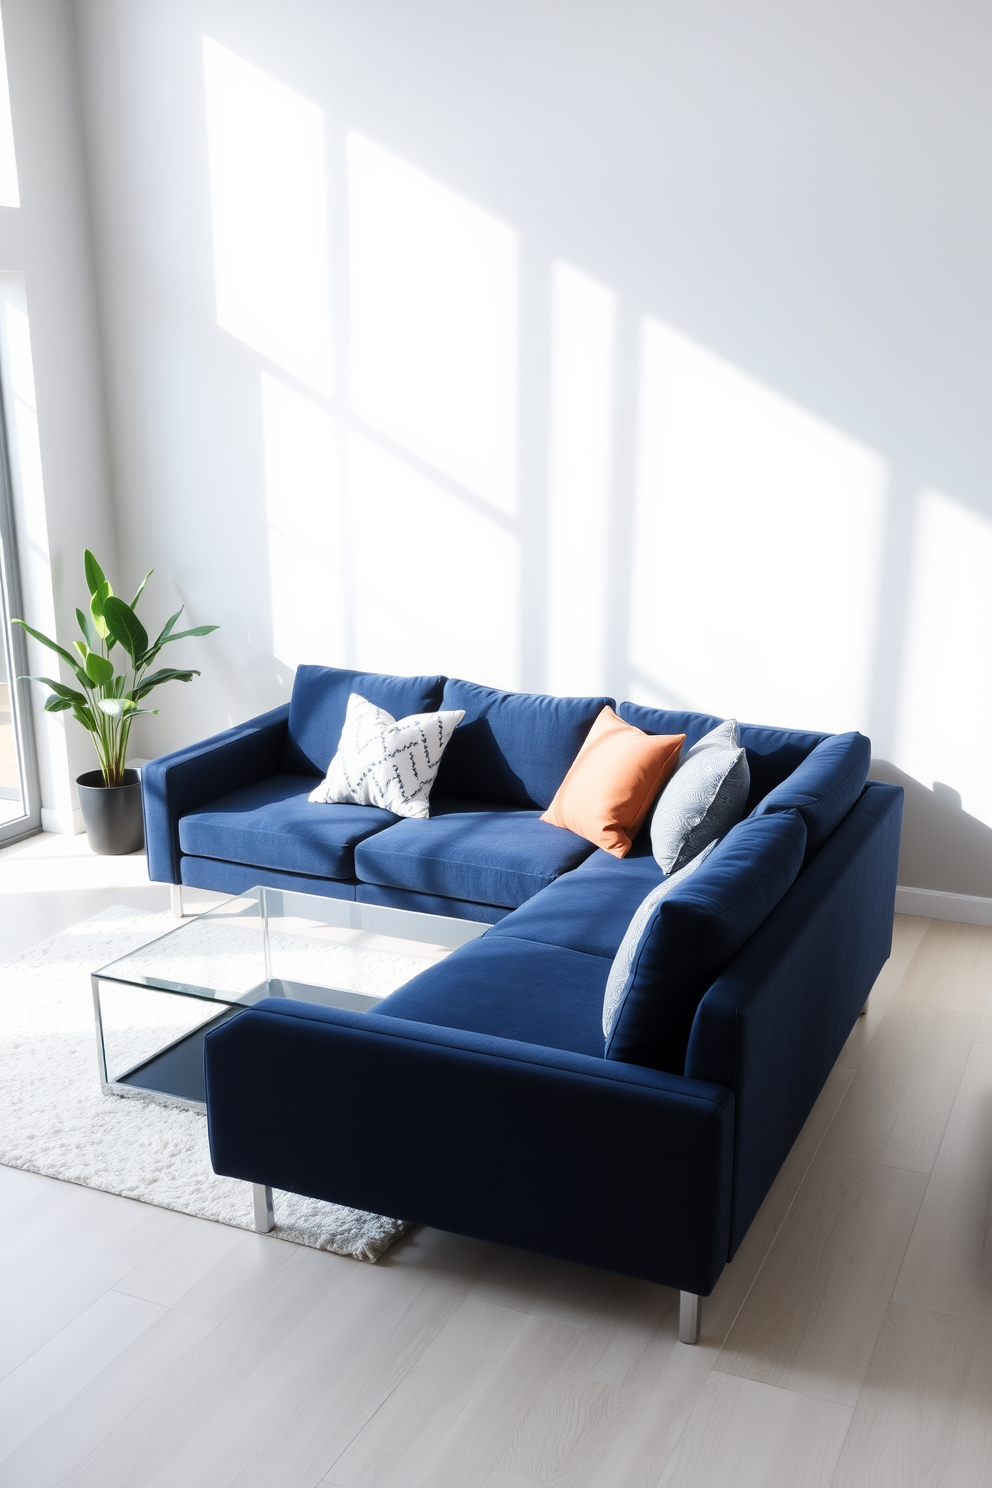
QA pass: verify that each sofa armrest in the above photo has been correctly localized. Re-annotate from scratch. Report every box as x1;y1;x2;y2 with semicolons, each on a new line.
685;780;903;1256
205;1000;735;1296
141;704;290;883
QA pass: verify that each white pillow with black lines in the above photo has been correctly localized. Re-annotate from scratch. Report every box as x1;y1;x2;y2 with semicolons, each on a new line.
309;692;465;820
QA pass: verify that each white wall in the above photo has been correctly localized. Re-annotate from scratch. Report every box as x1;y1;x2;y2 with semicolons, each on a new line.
69;0;992;892
0;0;116;831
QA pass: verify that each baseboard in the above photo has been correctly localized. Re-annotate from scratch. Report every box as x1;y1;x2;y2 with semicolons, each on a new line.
895;885;992;927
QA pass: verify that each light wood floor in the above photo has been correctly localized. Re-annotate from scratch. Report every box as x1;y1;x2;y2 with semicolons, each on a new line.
2;834;991;1486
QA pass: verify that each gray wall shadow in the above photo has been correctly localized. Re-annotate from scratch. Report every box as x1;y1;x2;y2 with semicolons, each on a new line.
870;760;992;897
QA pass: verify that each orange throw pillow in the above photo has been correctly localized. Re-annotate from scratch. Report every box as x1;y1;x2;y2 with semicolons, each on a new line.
541;707;685;858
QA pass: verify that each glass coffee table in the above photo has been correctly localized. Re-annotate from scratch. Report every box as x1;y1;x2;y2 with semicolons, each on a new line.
91;886;490;1113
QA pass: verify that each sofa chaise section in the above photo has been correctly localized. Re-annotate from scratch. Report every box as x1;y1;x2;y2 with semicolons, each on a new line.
204;997;735;1299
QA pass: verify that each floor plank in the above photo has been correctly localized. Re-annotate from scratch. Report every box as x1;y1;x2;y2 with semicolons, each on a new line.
0;1236;134;1380
831;1302;992;1487
143;1235;484;1488
0;1307;217;1488
716;1155;928;1405
386;1313;586;1488
170;1228;300;1324
895;920;992;1013
658;1373;852;1488
820;1002;977;1172
0;1290;165;1462
113;1210;252;1306
328;1298;527;1488
892;1041;992;1321
59;1245;357;1487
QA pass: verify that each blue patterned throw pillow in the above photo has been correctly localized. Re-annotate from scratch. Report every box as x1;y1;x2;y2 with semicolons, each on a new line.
650;719;750;873
602;841;717;1041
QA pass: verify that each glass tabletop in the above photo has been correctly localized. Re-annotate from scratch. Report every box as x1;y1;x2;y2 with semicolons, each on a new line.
94;886;491;1009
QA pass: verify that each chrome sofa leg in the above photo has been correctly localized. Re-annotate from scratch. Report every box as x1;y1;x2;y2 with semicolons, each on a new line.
253;1183;275;1232
859;995;869;1017
679;1291;701;1345
170;883;184;918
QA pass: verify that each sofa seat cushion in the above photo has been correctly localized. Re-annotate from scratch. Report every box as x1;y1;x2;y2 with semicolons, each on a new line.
374;934;611;1058
432;679;614;809
353;799;595;910
178;775;398;880
488;846;666;959
752;731;871;862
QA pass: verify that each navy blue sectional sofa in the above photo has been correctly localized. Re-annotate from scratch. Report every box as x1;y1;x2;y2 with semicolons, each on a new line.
142;665;903;1341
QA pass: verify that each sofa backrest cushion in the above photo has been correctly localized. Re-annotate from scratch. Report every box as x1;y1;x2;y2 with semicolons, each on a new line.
282;666;447;776
751;731;871;863
604;808;807;1073
619;703;827;813
432;679;614;809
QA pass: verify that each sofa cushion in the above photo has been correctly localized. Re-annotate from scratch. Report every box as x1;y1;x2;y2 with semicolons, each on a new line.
619;703;826;813
354;799;595;910
605;809;808;1073
432;679;613;809
178;774;398;879
541;707;684;857
650;720;749;872
309;692;465;819
374;934;611;1058
488;845;666;958
752;731;871;862
281;666;446;776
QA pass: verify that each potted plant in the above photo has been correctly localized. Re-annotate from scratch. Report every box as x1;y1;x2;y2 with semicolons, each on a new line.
14;551;218;854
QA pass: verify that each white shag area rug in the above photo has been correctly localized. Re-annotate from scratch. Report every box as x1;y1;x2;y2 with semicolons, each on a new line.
0;905;415;1261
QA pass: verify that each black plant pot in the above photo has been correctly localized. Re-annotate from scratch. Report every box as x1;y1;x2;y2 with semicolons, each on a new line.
76;769;145;855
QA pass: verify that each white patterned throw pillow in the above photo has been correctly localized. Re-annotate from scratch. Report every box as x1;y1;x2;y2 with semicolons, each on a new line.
309;693;465;819
650;719;750;873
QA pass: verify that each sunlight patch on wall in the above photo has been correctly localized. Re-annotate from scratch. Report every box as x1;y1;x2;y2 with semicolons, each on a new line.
348;134;517;514
348;432;519;687
204;39;332;392
897;489;992;826
546;263;615;697
0;10;19;208
262;374;342;669
630;320;887;733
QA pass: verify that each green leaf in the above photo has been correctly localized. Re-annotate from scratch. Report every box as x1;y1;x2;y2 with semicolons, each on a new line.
84;651;115;686
76;607;98;650
132;666;198;700
70;702;96;731
12;618;81;672
34;676;88;706
130;569;153;609
156;624;219;646
83;550;107;597
90;580;113;643
102;597;148;661
43;695;73;712
73;639;89;663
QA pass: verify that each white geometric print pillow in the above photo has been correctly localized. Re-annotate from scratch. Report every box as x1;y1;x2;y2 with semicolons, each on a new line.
309;693;465;819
